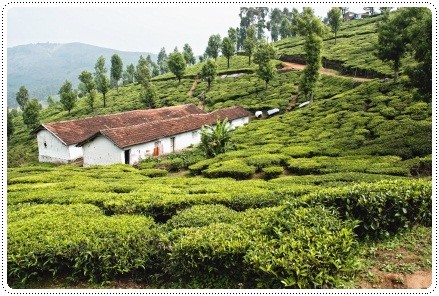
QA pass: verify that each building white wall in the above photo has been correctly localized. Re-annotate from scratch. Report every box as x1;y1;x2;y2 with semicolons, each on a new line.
81;116;249;166
82;135;124;166
37;130;74;163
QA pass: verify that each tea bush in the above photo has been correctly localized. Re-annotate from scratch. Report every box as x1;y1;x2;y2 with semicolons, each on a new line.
244;154;289;172
166;223;251;288
281;145;320;158
303;179;432;239
202;160;256;180
165;204;237;229
245;206;359;288
8;204;165;286
262;166;284;180
139;168;168;178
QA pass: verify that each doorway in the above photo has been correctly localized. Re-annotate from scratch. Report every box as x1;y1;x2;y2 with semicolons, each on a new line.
124;149;130;164
170;137;175;153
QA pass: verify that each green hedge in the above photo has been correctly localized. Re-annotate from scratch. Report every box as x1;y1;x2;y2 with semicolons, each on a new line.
165;204;237;229
202;160;256;180
244;154;289;172
245;206;359;288
8;204;164;286
303;179;432;238
139;168;168;177
166;223;251;288
262;166;284;180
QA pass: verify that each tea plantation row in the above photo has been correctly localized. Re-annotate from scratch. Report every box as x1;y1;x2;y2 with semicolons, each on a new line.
8;162;431;288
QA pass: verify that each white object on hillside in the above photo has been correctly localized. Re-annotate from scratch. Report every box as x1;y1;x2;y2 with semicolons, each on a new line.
255;111;263;118
267;108;280;116
298;101;311;108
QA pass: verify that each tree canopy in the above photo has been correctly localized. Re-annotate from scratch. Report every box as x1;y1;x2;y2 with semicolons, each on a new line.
200;59;218;90
327;7;342;44
183;44;196;66
94;56;110;107
110;54;123;91
15;86;29;110
205;34;222;60
221;37;235;68
167;52;187;83
58;80;77;114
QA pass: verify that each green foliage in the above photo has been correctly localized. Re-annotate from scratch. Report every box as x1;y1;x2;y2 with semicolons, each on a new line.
327;7;342;44
139;84;158;108
200;118;233;158
58;80;77;114
110;54;123;90
203;160;256;180
166;224;250;288
7;111;14;139
244;153;289;172
15;85;29;110
138;168;168;178
8;204;164;286
94;56;110;107
205;34;222;60
167;52;186;83
221;37;235;68
303;179;432;238
165;204;237;229
22;99;42;129
262;166;284;180
182;43;196;65
245;206;359;288
243;25;257;65
199;59;217;90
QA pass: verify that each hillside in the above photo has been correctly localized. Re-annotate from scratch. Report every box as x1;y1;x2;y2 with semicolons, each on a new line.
6;11;432;289
7;42;156;107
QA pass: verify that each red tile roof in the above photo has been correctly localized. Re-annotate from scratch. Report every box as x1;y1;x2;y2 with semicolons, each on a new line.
78;106;251;149
34;104;206;145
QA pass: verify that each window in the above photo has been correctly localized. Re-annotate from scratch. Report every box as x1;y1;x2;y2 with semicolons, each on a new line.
43;141;47;148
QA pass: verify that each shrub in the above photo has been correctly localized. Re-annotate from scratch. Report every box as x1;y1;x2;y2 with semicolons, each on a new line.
244;154;289;172
287;158;323;175
166;223;251;288
8;204;165;286
303;179;432;238
188;158;217;175
379;107;398;119
245;206;359;288
262;166;284;180
281;145;319;158
165;204;237;229
139;168;168;178
202;160;256;180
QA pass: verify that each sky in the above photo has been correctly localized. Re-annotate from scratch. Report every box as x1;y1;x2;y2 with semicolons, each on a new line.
7;5;374;55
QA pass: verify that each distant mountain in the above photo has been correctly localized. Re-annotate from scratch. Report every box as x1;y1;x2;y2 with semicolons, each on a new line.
7;42;157;107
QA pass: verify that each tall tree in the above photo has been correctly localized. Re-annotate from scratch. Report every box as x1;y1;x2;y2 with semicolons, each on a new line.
200;59;217;90
295;8;325;103
271;24;280;42
254;42;277;89
7;111;14;139
327;7;342;44
110;54;123;92
135;56;151;88
94;56;110;107
243;25;257;65
205;34;222;60
221;37;235;68
228;27;238;51
157;47;168;74
15;86;29;110
279;18;291;39
167;51;186;83
58;80;77;115
183;44;196;65
376;9;412;82
405;8;432;99
78;70;96;111
122;63;135;85
22;99;42;129
140;84;158;109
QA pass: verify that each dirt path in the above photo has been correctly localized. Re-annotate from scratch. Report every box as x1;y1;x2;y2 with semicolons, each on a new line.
187;79;199;97
279;62;373;82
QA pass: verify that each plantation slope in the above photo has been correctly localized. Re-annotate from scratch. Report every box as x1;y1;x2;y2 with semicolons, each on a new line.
275;14;415;78
188;78;431;180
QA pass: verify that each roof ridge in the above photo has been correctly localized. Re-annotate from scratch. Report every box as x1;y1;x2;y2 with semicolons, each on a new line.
43;103;200;125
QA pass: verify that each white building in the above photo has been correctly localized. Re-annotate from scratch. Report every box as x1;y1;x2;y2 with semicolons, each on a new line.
33;104;251;166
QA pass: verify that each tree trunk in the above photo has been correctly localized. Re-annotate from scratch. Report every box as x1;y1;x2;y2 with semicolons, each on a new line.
334;32;337;44
394;63;399;82
265;80;268;90
248;55;251;66
227;58;230;68
103;93;106;107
